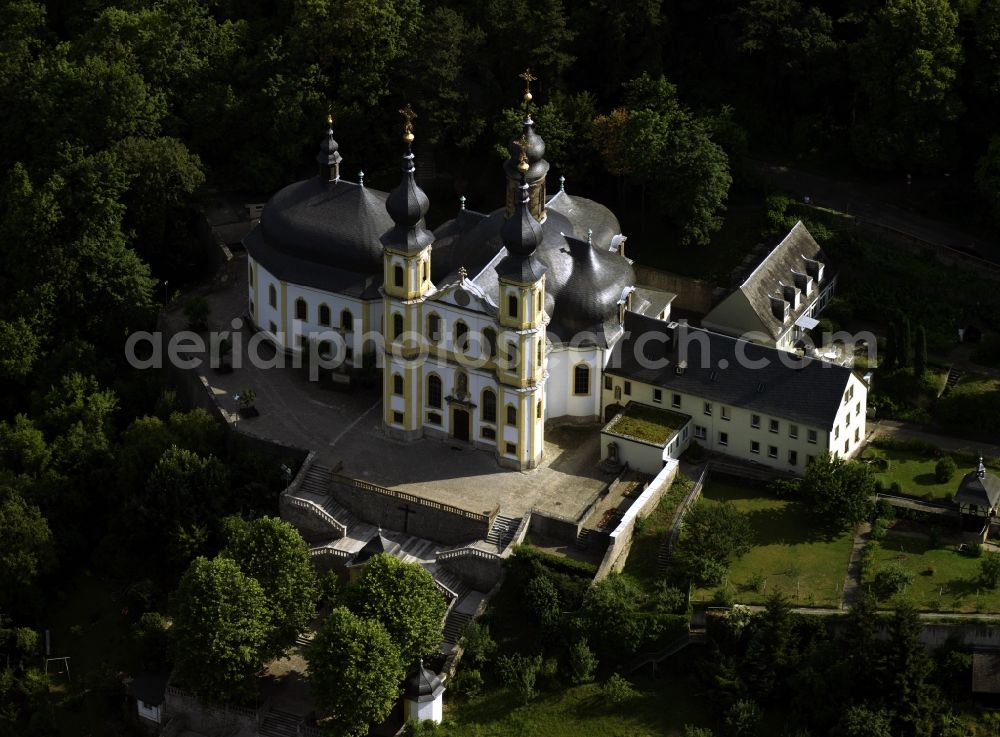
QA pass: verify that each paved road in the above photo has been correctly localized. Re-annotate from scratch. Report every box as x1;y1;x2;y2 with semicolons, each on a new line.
749;158;1000;262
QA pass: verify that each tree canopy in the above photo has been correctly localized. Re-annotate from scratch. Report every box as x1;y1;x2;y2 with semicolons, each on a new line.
799;453;875;531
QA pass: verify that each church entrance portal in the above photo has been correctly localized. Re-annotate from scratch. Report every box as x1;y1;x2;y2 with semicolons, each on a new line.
452;408;470;442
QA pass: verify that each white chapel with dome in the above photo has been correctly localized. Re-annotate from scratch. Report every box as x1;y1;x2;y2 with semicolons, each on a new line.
243;78;673;471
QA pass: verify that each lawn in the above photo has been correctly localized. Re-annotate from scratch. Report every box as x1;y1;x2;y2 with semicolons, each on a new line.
442;655;714;737
622;474;694;586
692;478;854;607
865;447;961;502
870;532;1000;613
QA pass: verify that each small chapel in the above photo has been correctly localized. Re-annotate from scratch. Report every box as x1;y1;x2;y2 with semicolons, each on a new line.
244;73;673;470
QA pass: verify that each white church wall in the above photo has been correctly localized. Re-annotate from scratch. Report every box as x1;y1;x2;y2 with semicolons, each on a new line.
546;346;603;420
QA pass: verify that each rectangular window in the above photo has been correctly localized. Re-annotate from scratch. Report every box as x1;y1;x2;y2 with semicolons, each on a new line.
856;402;861;417
844;439;849;454
481;427;496;440
624;381;631;396
835;425;840;439
506;442;517;455
768;445;778;459
682;426;689;440
393;411;404;424
808;429;817;444
719;431;728;446
789;424;798;439
604;375;612;390
855;428;860;442
807;454;816;466
694;425;706;440
672;393;681;409
751;414;760;429
426;412;441;425
788;450;798;465
721;406;730;421
704;402;712;416
751;440;760;455
653;389;662;404
269;321;277;334
846;413;851;427
769;419;779;434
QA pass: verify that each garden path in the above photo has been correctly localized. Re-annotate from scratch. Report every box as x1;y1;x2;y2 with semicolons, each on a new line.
841;522;871;610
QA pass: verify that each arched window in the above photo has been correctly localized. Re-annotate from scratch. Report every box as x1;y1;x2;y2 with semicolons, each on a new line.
427;313;441;341
393;313;404;339
574;364;591;395
508;294;518;318
428;375;442;408
455;321;468;351
537;340;542;366
393;374;404;395
422;261;428;282
536;401;543;419
483;327;497;359
295;298;307;321
341;309;353;331
536;290;542;312
482;389;497;423
394;265;404;288
506;405;517;425
318;304;331;327
268;284;277;308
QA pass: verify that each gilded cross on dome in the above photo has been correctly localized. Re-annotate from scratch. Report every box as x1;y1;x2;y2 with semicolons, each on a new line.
514;134;529;173
399;103;417;142
519;68;537;104
458;265;468;281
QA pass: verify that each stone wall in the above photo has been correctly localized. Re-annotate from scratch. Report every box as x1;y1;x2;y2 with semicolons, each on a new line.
527;509;581;543
164;685;262;737
634;265;718;315
329;475;491;545
594;460;679;581
439;550;504;592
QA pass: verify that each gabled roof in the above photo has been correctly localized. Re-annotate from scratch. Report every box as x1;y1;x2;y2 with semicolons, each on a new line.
955;467;1000;509
703;221;829;341
606;312;855;430
350;531;400;566
130;672;170;707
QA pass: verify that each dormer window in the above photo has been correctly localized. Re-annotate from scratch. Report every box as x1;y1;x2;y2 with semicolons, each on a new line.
769;295;788;322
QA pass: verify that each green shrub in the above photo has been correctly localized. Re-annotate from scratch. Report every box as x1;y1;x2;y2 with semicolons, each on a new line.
890;481;902;495
567;638;598;684
602;673;638;705
653;582;688;614
969;542;984;558
870;519;889;541
982;552;1000;588
497;653;541;704
750;571;767;593
935;456;957;483
873;563;914;599
460;622;495;667
183;296;210;330
449;668;483;697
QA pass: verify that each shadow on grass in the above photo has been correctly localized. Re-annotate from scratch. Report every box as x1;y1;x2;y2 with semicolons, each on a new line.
744;505;844;546
914;472;942;487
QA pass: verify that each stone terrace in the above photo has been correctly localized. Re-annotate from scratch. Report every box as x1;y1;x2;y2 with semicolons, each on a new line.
162;253;613;521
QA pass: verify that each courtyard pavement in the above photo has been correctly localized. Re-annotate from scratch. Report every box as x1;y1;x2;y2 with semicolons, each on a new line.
162;253;614;520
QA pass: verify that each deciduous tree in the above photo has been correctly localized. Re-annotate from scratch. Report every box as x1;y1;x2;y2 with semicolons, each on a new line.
798;453;875;531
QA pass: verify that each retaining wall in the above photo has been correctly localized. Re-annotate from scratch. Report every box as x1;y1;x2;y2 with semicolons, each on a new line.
439;549;504;591
634;265;717;314
594;460;679;581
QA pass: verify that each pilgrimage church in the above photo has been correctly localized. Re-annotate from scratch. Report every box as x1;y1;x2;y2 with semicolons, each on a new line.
244;74;674;470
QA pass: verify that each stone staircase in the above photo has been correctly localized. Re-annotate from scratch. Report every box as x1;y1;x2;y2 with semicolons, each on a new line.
943;367;963;395
442;609;472;646
289;464;364;538
485;514;521;551
656;535;672;575
258;709;301;737
575;527;598;550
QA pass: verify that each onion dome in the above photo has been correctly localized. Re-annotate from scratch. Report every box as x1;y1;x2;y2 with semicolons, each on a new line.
502;180;542;257
316;114;342;182
497;178;547;283
546;234;635;340
381;105;434;254
405;661;444;703
503;115;549;182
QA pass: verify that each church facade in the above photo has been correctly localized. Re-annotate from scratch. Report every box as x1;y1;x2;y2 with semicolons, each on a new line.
243;85;664;470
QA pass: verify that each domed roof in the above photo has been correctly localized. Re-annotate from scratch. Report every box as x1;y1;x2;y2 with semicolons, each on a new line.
259;177;394;275
503;116;549;182
542;234;635;342
382;149;433;254
316;117;342;168
405;662;444;703
546;190;621;251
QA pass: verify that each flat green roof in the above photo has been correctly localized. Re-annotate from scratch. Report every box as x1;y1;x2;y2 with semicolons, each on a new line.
603;403;689;447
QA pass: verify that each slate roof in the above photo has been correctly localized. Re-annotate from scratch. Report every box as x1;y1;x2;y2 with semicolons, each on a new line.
130;672;170;707
351;531;400;566
405;662;444;703
955;467;1000;510
606;311;854;430
704;221;831;341
252;177;393;275
632;286;675;318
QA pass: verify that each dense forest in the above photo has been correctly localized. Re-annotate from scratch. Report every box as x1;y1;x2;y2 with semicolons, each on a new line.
1;0;999;734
